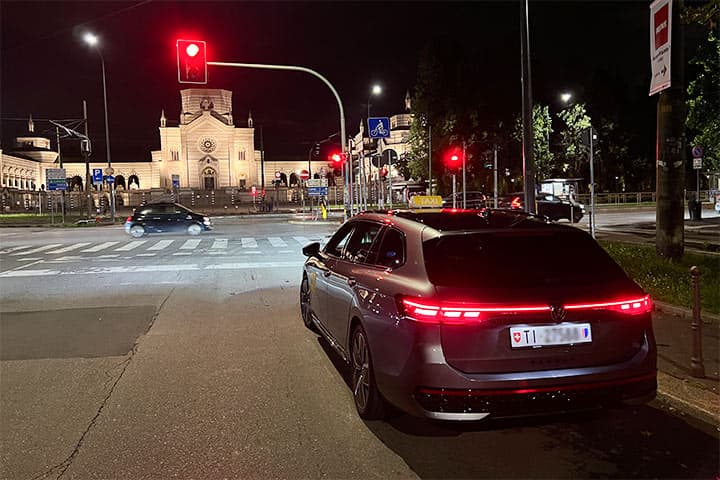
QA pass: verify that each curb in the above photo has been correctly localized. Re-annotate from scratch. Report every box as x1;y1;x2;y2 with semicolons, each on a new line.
654;300;719;324
656;371;720;428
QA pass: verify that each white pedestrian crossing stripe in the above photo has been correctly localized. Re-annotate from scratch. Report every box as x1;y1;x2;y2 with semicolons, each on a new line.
148;240;174;251
211;238;228;249
180;239;201;250
293;236;311;246
47;243;91;254
11;244;62;255
82;242;118;253
241;237;258;248
115;241;146;251
1;245;33;254
268;237;287;247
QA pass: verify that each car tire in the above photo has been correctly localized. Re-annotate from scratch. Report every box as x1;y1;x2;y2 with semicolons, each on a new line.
187;223;202;236
300;276;319;334
350;324;386;420
130;225;145;238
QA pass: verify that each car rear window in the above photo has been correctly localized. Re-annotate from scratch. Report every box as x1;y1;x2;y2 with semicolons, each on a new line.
423;229;627;288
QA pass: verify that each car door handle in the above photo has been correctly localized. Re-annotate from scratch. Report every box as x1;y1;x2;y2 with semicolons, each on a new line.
323;270;332;277
347;277;356;287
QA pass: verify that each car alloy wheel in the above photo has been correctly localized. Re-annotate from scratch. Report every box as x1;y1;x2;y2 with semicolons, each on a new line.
350;325;385;420
187;223;202;236
130;225;145;238
300;276;318;333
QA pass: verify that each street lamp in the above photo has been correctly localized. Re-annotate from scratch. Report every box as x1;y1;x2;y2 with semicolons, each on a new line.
363;84;382;210
560;92;573;104
84;32;114;222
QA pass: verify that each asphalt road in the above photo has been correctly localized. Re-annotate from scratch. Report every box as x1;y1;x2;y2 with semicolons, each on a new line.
1;215;718;479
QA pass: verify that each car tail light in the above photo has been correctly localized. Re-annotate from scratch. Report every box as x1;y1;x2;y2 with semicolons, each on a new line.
126;216;133;223
397;296;550;325
565;295;652;315
397;294;652;325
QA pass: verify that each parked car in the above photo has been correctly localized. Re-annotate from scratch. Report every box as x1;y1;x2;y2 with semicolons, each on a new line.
498;192;584;223
441;191;487;209
300;209;656;421
124;202;212;237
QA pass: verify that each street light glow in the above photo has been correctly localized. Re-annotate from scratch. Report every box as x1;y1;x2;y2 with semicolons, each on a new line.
372;84;382;96
84;33;99;46
560;92;572;103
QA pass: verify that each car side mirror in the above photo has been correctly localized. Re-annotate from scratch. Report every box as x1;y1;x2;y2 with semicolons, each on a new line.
302;242;321;257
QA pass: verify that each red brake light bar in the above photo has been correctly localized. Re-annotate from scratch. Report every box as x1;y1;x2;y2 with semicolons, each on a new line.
398;294;652;325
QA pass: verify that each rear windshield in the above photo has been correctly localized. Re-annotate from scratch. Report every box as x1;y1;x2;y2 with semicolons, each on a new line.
423;230;627;288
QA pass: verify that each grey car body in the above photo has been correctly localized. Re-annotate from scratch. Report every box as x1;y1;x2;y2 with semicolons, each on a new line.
300;209;656;421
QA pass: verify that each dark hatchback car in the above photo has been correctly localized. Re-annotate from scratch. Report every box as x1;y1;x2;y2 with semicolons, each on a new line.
300;209;656;421
498;192;585;223
441;191;487;209
124;202;212;237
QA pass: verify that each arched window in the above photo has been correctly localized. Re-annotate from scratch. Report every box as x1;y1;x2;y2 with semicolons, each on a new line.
128;175;140;189
289;173;298;187
115;175;126;190
202;167;216;190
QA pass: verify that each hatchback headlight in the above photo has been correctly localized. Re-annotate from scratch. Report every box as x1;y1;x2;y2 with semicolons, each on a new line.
203;216;211;225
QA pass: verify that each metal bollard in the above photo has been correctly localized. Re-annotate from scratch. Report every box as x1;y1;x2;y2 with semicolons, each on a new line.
690;266;705;378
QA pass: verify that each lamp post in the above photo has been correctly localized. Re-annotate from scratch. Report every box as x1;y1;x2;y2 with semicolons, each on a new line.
84;32;114;223
560;92;573;104
364;84;382;210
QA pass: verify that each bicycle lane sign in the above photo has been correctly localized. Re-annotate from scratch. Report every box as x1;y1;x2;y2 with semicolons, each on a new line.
368;117;390;138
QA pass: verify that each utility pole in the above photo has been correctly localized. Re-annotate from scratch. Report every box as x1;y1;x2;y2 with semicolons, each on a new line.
656;0;685;259
260;125;266;210
520;0;536;213
428;123;433;195
493;144;498;208
83;101;92;218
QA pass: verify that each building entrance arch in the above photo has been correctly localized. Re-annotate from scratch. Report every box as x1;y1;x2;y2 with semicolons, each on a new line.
202;167;217;190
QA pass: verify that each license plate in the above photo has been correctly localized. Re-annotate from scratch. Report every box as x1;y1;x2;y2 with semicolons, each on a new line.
509;323;592;348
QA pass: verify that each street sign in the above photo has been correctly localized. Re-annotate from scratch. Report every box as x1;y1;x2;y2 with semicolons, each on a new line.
105;167;115;175
172;175;180;188
307;178;328;188
46;168;67;191
367;117;391;138
308;186;329;196
299;169;310;181
92;168;103;184
692;145;703;158
649;0;672;95
693;158;702;169
275;171;281;179
106;175;115;184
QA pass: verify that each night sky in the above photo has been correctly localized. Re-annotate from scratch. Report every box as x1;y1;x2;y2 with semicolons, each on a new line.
2;1;663;163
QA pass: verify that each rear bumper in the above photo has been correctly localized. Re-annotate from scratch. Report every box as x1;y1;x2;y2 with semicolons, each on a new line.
370;322;656;421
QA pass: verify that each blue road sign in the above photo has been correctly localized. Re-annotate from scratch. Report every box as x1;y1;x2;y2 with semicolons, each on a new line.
692;145;703;158
172;175;180;188
367;117;391;138
106;175;115;184
308;186;329;196
92;168;103;184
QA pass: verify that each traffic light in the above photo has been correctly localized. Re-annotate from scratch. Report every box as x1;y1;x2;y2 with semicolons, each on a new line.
330;152;345;165
380;166;389;178
445;147;462;169
176;39;207;84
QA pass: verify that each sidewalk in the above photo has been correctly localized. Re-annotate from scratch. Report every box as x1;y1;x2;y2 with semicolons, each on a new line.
653;301;719;427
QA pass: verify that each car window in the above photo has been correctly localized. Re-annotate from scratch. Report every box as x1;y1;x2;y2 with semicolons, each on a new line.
376;228;405;268
139;208;153;215
325;224;355;257
343;222;382;263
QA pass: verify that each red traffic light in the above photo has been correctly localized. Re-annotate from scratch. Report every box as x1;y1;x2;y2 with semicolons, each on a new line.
445;148;462;169
380;166;388;177
330;153;344;164
176;39;207;84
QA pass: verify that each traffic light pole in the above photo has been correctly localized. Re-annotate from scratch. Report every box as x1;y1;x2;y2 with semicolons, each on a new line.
207;60;348;219
462;141;467;209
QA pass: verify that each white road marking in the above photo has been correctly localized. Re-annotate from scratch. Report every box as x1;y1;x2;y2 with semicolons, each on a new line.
17;257;42;262
0;269;59;277
278;250;294;254
136;253;157;257
211;238;228;249
47;243;91;254
115;241;146;251
98;254;120;258
148;240;174;251
180;239;202;250
241;237;258;248
0;245;33;254
268;237;288;248
208;251;228;255
173;252;193;256
82;242;118;252
10;244;62;255
293;236;311;246
243;251;262;255
205;261;304;269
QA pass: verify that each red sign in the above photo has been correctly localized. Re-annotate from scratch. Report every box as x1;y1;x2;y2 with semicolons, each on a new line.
654;4;669;49
299;169;310;180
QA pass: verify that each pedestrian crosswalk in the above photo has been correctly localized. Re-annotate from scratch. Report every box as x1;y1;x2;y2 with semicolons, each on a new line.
1;236;324;258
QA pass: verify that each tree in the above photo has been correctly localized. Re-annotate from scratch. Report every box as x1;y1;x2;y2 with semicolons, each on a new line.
513;105;554;180
685;16;719;174
556;103;592;177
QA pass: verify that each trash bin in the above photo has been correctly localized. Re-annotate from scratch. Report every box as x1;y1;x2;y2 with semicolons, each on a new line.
688;199;702;220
